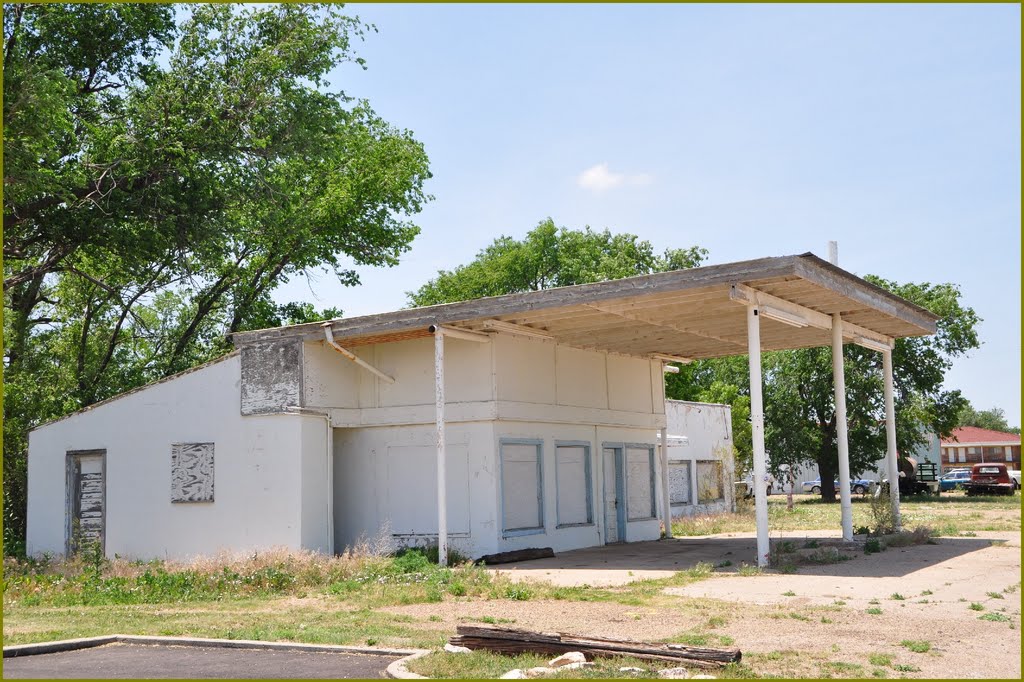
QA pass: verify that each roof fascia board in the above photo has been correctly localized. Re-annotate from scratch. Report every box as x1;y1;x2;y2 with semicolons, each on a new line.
233;255;801;345
792;254;938;334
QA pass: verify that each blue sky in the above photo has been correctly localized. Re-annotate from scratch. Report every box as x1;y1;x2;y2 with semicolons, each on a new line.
271;3;1021;426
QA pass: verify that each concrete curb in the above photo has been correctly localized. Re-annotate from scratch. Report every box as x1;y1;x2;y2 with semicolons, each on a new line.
3;634;421;660
385;649;431;679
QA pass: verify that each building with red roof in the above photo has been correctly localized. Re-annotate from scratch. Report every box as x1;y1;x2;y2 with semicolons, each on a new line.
940;426;1021;472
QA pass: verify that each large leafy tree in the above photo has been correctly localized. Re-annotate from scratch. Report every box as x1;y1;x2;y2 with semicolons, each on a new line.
407;218;707;305
3;3;431;552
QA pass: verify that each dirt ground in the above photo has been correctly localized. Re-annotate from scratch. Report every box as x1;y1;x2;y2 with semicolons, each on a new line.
386;528;1021;678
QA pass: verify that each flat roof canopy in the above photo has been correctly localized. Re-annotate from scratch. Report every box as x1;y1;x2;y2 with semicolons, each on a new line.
233;253;938;359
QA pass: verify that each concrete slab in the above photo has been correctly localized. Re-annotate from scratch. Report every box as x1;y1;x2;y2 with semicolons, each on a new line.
489;529;1013;588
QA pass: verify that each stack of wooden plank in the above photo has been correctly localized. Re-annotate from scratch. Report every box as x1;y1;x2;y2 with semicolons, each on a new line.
449;625;741;668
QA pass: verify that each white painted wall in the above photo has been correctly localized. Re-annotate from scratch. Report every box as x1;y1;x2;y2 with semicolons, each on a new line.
331;421;497;558
28;331;669;562
27;355;318;560
664;400;736;517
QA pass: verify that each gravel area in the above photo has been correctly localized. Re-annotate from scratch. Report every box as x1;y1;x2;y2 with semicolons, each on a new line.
386;531;1021;678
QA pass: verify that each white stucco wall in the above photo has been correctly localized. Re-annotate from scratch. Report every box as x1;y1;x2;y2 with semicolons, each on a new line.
664;400;736;517
332;421;497;558
27;355;317;560
319;333;666;558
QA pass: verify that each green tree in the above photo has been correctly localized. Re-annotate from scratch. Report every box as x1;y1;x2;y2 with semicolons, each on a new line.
3;3;431;553
760;279;979;501
407;218;707;305
957;404;1020;434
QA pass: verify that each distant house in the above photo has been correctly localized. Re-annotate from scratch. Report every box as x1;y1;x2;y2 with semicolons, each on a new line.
940;426;1021;472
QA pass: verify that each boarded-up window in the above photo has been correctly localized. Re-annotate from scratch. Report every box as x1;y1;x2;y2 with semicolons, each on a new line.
626;446;655;520
556;444;592;526
501;441;543;533
668;461;692;505
171;443;215;503
697;461;723;502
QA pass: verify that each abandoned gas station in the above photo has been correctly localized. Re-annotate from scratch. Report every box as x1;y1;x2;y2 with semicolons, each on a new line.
27;253;938;567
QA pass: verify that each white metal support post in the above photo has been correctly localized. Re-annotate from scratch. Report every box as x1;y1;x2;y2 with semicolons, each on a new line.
434;329;448;567
746;305;770;567
660;427;673;539
832;314;854;541
882;347;902;531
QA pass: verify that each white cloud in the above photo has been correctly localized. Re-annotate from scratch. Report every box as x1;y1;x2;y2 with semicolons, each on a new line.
576;163;653;192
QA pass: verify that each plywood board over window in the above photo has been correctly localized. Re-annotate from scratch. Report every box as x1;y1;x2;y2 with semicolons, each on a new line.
556;443;592;527
668;461;692;505
626;446;656;520
171;442;215;503
500;440;544;535
697;460;723;502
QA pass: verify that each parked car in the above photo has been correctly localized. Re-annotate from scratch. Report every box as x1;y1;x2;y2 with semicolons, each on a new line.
938;469;972;492
1010;469;1022;490
743;472;774;498
964;463;1015;496
801;477;875;495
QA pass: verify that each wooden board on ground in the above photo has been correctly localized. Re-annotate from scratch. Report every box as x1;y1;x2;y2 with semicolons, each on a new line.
475;548;555;565
449;625;741;667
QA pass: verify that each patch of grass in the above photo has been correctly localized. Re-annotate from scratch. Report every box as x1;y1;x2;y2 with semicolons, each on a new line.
969;602;985;611
866;607;883;615
986;591;1004;599
820;661;864;677
715;560;732;568
920;590;932;596
899;639;931;653
705;615;727;628
803;539;820;549
868;598;880;605
788;612;810;621
871;668;888;678
833;600;846;606
820;617;833;624
737;563;761;576
782;590;796;597
409;651;685;679
1004;582;1020;594
892;664;920;673
868;653;893;667
979;612;1011;623
864;538;883;554
890;593;905;601
668;631;710;646
503;585;533;601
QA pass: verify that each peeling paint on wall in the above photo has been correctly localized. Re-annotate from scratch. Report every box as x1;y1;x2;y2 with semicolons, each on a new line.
668;461;692;504
240;340;301;414
171;442;215;503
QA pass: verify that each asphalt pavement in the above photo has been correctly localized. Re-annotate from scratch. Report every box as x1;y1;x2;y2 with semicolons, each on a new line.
1;642;398;679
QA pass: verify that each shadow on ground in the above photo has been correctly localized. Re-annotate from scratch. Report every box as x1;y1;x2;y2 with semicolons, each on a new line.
491;532;1011;586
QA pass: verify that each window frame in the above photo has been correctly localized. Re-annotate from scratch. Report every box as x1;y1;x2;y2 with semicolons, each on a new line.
498;438;545;537
554;440;594;528
624;442;657;522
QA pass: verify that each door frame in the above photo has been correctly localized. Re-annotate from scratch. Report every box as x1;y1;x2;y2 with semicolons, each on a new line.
65;449;106;556
602;445;626;544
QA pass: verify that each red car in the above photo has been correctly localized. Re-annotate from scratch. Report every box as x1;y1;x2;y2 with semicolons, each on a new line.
964;463;1015;496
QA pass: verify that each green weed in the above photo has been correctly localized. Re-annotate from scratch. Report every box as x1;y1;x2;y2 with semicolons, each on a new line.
899;640;931;653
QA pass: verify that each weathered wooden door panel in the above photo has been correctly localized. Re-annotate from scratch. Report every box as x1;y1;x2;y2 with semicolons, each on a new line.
67;451;105;556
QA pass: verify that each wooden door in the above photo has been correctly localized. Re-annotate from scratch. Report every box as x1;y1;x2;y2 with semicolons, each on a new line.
67;451;105;556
